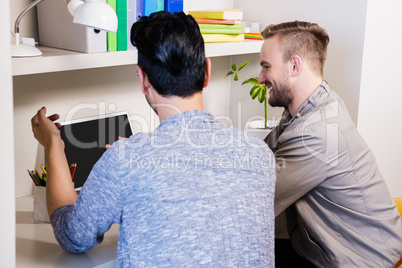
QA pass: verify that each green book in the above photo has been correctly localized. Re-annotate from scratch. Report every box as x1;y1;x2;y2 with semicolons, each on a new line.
198;23;244;35
107;0;117;51
116;0;127;51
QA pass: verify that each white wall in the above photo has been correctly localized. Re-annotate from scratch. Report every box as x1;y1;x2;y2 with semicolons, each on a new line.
231;0;368;126
358;0;402;197
184;0;231;13
1;0;16;266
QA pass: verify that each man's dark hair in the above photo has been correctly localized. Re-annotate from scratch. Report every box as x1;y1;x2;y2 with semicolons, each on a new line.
131;11;206;97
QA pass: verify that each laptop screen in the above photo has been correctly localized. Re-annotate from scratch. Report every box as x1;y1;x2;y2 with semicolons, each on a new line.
59;112;133;189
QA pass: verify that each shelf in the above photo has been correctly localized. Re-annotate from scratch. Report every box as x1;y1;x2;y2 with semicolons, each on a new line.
12;47;138;76
12;40;263;76
205;39;263;57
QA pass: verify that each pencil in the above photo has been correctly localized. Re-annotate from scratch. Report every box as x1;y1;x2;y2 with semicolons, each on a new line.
40;164;47;175
35;169;46;186
70;163;77;180
32;171;43;186
27;169;38;186
35;169;42;180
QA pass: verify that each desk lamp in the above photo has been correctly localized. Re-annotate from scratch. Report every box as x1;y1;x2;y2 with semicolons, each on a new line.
11;0;118;58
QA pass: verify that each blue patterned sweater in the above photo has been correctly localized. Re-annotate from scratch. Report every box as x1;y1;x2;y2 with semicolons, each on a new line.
51;110;276;267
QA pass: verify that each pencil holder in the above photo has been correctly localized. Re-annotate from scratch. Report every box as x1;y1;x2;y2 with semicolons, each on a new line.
33;186;50;222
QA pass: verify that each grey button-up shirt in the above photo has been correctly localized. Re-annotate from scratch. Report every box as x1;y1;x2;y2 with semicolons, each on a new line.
266;81;402;267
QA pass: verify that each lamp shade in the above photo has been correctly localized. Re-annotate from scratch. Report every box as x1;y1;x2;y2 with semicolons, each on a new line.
70;0;118;33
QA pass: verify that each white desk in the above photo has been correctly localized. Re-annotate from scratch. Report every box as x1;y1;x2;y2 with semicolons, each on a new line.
16;195;119;268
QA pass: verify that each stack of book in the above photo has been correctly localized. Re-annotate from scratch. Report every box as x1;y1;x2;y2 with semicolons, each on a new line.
188;9;244;43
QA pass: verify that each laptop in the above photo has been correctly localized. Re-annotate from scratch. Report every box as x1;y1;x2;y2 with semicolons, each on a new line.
59;111;133;189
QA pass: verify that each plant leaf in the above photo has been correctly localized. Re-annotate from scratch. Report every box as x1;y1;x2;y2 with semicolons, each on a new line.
251;86;261;99
231;63;237;72
242;80;251;86
234;73;239;81
225;71;234;77
248;78;261;86
238;61;249;72
249;86;259;96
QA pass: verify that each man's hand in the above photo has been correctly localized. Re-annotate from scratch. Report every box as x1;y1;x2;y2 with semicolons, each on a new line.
31;107;63;149
105;136;128;149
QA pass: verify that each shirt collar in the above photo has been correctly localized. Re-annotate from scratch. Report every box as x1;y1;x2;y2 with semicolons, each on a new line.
159;110;214;127
283;81;330;125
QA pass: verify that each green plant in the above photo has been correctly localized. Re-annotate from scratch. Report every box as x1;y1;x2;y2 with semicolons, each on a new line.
225;61;269;129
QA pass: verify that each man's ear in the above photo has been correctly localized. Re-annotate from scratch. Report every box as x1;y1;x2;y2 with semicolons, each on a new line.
137;66;151;95
203;58;211;88
291;55;302;77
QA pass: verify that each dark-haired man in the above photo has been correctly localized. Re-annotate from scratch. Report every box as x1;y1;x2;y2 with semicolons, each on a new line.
31;12;276;267
259;21;402;267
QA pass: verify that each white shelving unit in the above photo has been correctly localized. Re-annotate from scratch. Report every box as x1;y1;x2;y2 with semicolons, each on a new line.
12;40;263;76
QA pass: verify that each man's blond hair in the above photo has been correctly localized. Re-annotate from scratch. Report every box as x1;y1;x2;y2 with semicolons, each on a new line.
261;21;330;76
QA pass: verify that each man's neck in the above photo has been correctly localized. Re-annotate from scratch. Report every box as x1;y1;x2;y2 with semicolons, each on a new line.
154;91;205;122
288;77;323;117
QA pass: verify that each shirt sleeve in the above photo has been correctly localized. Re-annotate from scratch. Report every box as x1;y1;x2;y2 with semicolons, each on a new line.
268;118;340;217
50;140;124;253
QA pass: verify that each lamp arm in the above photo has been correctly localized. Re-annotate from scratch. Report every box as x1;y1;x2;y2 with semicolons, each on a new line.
14;0;46;35
13;0;76;45
14;0;46;45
